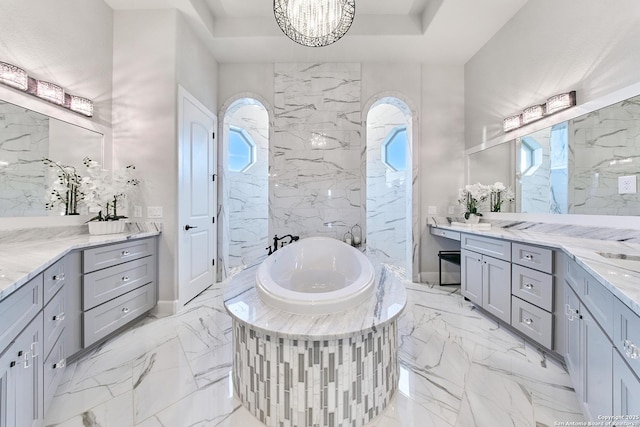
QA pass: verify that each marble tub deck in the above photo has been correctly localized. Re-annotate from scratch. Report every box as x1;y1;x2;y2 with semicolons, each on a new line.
43;278;584;427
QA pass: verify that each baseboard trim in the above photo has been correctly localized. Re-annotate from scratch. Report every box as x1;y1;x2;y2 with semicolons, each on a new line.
154;299;178;317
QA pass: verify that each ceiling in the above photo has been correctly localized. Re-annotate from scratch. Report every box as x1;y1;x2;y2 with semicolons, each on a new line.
105;0;529;64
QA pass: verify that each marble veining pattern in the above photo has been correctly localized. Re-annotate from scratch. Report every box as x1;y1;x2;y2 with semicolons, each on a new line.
429;217;640;316
569;95;640;215
0;100;49;217
43;278;584;426
271;63;362;241
0;222;161;301
224;258;406;340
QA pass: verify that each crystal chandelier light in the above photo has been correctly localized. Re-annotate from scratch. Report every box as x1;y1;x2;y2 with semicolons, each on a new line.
274;0;355;47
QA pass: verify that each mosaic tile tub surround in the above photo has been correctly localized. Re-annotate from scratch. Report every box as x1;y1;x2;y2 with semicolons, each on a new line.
225;254;407;427
233;321;399;427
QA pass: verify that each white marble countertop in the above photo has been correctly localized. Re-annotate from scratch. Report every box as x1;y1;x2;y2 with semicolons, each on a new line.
224;255;408;340
431;222;640;317
0;225;161;303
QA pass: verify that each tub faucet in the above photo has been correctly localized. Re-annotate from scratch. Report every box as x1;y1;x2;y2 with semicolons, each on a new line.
266;234;300;255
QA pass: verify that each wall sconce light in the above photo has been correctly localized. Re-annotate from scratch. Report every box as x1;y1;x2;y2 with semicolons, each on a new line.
521;104;545;125
503;114;522;132
0;62;28;90
0;60;93;117
36;80;65;105
546;91;576;115
503;90;576;132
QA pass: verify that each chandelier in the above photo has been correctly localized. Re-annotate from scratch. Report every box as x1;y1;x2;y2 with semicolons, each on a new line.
274;0;356;47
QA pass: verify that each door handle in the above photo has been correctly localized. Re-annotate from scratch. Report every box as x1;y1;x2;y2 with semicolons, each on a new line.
184;225;198;231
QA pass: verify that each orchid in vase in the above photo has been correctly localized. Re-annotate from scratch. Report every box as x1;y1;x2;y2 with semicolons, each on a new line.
81;157;139;222
457;183;490;221
488;181;515;212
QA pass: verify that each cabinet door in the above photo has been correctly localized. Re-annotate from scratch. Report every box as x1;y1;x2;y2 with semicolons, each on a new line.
482;256;511;323
564;286;581;384
581;306;613;421
0;340;18;427
461;249;483;305
613;350;640;419
7;313;44;427
63;251;82;357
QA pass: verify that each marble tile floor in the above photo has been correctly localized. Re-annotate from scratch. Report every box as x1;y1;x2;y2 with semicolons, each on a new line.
44;280;585;427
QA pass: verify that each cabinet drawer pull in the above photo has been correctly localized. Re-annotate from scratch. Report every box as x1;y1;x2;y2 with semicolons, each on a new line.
565;304;580;321
624;340;639;359
121;250;130;256
52;273;65;281
524;254;533;260
440;231;446;236
523;283;534;290
52;359;66;370
524;318;534;325
122;275;130;282
23;351;31;368
30;342;38;359
122;307;130;314
53;312;66;321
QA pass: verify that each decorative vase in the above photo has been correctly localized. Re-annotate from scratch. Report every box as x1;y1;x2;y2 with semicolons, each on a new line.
88;220;126;235
466;214;481;224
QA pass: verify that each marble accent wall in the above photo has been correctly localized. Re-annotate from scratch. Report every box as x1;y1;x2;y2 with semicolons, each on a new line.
0;101;49;216
232;320;399;427
224;102;269;270
271;63;362;240
366;101;411;271
569;96;640;215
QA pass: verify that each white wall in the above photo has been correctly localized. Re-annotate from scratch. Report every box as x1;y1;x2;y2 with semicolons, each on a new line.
465;0;640;148
0;0;114;125
113;9;218;312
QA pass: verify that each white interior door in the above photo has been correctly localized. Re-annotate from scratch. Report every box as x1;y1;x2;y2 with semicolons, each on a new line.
178;87;217;306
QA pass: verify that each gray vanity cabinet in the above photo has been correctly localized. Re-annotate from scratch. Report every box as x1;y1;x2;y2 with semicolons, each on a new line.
564;260;614;421
461;234;512;323
613;351;640;417
0;312;44;427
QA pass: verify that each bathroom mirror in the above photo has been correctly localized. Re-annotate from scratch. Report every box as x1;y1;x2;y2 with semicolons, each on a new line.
0;98;104;217
468;90;640;216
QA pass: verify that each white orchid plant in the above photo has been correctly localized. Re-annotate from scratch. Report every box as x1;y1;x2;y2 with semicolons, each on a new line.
43;158;84;215
82;157;139;221
457;183;490;220
488;181;515;212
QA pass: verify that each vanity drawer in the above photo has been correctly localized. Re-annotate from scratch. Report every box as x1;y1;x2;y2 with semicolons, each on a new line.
511;264;553;312
43;286;66;358
83;282;156;347
431;227;461;241
461;234;511;261
0;274;43;353
511;296;553;349
83;256;155;310
43;257;66;305
613;297;640;379
566;260;614;338
83;238;155;273
43;334;66;415
512;243;553;273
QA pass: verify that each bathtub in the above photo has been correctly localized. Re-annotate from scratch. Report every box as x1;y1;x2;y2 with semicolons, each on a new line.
255;236;375;314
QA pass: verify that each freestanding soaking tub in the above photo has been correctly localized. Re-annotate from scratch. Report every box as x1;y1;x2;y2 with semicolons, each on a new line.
224;236;407;427
256;236;375;314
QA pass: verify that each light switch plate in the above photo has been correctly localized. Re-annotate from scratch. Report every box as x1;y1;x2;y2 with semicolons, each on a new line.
427;205;437;214
147;206;163;218
447;206;456;214
618;175;637;194
133;206;142;218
